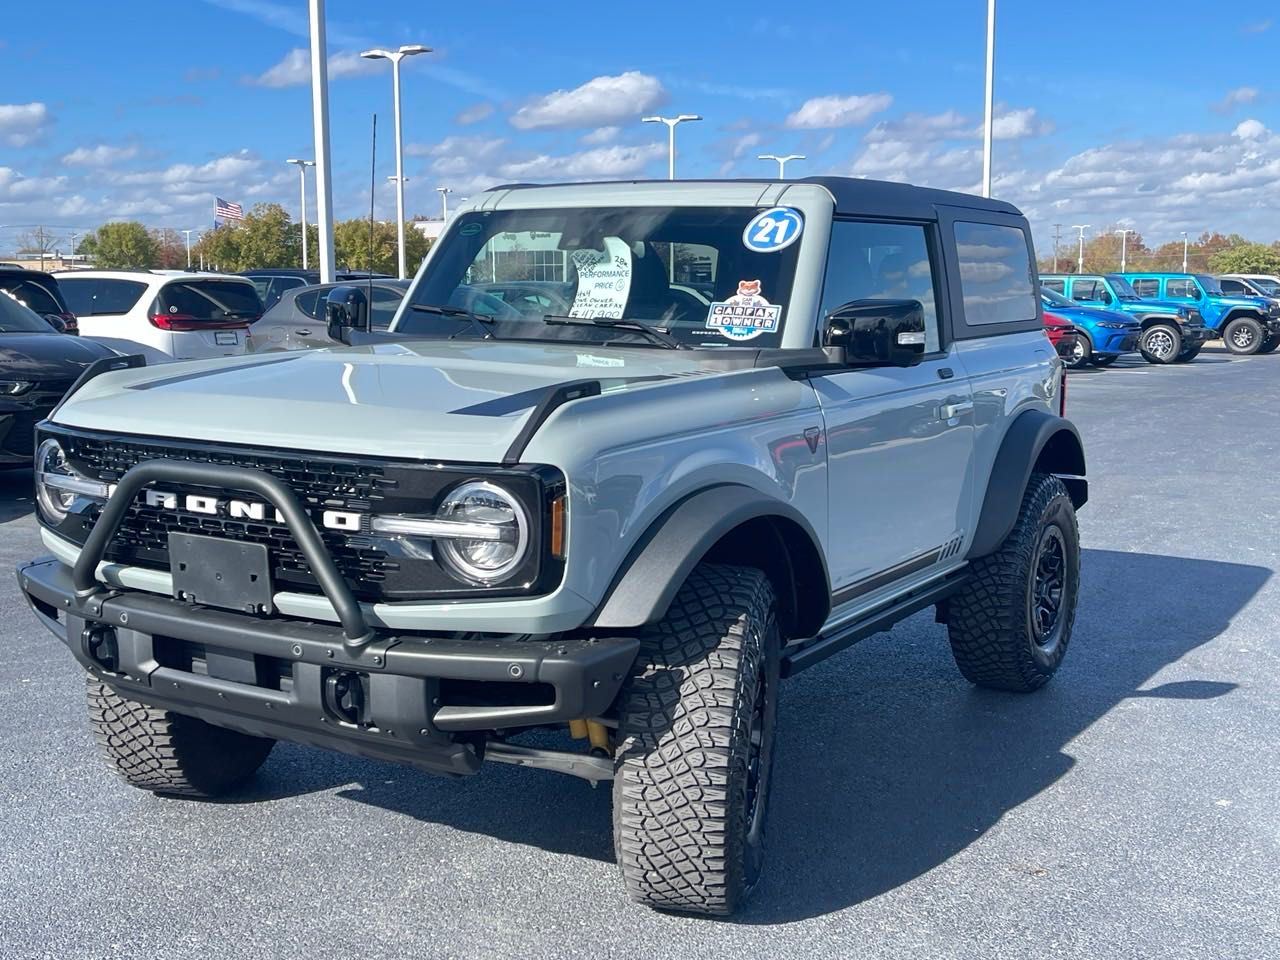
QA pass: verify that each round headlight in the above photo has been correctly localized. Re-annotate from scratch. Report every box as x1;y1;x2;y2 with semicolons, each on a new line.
35;438;75;524
435;481;529;584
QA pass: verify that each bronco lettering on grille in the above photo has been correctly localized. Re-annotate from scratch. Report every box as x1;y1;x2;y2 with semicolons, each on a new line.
109;486;364;532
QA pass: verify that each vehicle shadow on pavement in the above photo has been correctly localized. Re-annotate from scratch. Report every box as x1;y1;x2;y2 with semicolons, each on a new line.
230;548;1267;916
734;547;1268;924
0;469;34;523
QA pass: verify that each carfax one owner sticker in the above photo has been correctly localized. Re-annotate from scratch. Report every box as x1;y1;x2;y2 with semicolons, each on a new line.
707;280;782;341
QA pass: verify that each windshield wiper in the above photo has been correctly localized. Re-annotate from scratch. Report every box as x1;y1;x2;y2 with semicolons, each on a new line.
410;302;500;340
541;315;683;349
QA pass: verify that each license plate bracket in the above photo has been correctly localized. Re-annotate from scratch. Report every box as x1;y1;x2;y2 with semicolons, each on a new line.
169;532;273;613
215;331;239;345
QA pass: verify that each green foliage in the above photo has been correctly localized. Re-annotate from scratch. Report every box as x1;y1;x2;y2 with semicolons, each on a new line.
80;222;161;269
192;203;298;272
333;218;432;275
1208;242;1280;275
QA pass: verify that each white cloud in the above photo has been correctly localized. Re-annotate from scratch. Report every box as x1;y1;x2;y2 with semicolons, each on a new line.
247;48;378;88
0;102;52;147
0;167;67;200
1235;118;1267;140
61;144;140;167
581;126;621;145
456;102;495;126
785;93;892;129
497;143;665;180
510;72;666;130
988;107;1054;141
112;150;261;187
866;110;971;144
1213;86;1260;114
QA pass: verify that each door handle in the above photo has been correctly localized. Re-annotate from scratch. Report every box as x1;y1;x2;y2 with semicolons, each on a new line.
939;401;974;420
295;329;312;337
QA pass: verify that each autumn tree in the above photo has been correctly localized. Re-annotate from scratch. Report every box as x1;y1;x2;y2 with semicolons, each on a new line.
191;203;298;271
1208;242;1280;275
79;222;160;269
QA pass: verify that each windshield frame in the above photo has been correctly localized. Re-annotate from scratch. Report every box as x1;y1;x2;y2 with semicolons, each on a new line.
395;205;808;350
0;290;58;333
1104;275;1141;299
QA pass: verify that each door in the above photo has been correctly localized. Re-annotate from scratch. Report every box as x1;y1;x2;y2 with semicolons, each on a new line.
812;219;975;601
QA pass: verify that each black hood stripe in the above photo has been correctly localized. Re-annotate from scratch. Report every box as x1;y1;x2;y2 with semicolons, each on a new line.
127;355;301;391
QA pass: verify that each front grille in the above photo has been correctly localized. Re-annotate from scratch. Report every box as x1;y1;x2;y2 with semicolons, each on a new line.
63;434;399;600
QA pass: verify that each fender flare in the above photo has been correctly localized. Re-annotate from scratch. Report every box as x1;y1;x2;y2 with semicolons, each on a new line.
969;409;1087;558
1222;308;1267;325
1135;313;1184;328
589;485;830;636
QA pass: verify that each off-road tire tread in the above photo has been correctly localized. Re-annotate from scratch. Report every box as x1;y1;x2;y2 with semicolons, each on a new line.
1140;324;1182;365
1257;334;1279;355
613;564;774;916
86;676;274;797
1222;316;1264;356
946;474;1079;692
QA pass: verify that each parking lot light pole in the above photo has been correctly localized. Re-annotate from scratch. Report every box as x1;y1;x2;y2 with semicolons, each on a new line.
361;44;432;279
308;0;336;283
287;159;315;269
1116;228;1134;272
436;186;451;221
758;153;805;179
1072;224;1090;272
181;230;194;269
642;115;702;180
1181;232;1189;272
981;0;996;198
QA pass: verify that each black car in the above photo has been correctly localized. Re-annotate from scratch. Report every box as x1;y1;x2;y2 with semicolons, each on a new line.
240;269;397;311
0;266;79;334
0;291;115;467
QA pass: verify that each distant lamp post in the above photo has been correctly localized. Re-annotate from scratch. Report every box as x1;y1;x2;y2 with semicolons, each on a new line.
287;159;315;270
1072;224;1090;272
982;0;997;197
1115;228;1134;272
181;229;195;269
758;153;805;179
360;43;433;279
641;114;703;180
436;185;452;221
1181;231;1190;272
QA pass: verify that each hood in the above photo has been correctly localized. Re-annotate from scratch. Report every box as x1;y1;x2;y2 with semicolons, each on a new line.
1122;298;1195;318
1214;295;1269;310
51;339;729;462
0;332;115;382
1044;304;1138;327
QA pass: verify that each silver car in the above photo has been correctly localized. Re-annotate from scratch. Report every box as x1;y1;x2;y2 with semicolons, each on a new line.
249;280;411;352
20;176;1086;916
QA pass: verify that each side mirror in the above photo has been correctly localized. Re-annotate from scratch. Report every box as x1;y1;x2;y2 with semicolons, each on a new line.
824;299;927;367
1098;290;1113;304
325;285;369;344
42;313;68;334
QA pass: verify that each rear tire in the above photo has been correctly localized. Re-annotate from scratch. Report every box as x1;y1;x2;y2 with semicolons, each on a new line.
1223;316;1265;355
87;676;275;798
1255;333;1279;355
945;474;1080;692
613;564;780;916
1139;323;1182;364
1064;334;1092;369
1091;355;1118;367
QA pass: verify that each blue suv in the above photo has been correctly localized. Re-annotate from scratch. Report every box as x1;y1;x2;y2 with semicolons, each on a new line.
1040;288;1141;368
1119;273;1280;356
1041;274;1211;364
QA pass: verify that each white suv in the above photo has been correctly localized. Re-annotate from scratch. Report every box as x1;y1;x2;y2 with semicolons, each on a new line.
54;270;261;360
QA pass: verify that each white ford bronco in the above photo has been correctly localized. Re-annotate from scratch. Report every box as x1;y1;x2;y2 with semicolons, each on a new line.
18;176;1086;915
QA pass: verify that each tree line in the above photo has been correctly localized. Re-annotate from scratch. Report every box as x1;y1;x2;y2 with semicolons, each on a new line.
74;203;433;275
1038;229;1280;276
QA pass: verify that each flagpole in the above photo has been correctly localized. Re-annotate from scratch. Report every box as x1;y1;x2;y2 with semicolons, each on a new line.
309;0;336;283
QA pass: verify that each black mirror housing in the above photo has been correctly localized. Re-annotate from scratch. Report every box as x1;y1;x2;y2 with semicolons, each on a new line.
325;285;370;344
824;299;927;367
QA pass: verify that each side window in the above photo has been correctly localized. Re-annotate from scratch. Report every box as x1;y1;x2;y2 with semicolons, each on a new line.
369;286;404;329
1042;279;1066;295
1072;279;1102;302
820;220;942;352
56;279;148;316
1219;279;1245;294
295;289;322;319
953;221;1037;325
1166;278;1199;299
1131;278;1161;298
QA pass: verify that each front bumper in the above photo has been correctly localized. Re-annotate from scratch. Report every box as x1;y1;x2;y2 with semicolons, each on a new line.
1181;325;1211;344
1097;332;1140;354
17;557;638;776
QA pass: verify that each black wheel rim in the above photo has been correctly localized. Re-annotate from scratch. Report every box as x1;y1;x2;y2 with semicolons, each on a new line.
743;637;775;880
1031;525;1067;646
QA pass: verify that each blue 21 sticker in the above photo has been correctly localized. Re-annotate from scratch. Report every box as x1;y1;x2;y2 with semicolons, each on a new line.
743;207;804;253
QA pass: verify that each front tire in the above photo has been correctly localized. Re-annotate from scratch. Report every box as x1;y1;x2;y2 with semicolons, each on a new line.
613;564;780;916
1139;323;1182;364
1257;333;1280;355
87;677;275;797
946;474;1080;692
1223;316;1265;355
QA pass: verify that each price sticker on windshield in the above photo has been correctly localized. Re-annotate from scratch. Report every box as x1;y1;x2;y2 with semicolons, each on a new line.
743;207;804;253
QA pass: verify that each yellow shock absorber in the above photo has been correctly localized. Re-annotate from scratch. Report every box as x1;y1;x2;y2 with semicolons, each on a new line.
568;718;589;739
585;719;610;752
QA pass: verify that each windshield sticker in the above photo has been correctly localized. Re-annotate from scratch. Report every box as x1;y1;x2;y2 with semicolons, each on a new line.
568;237;632;319
459;222;483;237
743;207;804;253
576;353;626;368
706;280;782;342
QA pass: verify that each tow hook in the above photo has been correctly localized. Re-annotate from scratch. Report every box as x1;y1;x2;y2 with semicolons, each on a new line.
81;624;119;673
323;669;370;726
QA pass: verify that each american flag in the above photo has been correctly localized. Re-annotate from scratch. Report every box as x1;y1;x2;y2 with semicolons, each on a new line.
214;197;244;222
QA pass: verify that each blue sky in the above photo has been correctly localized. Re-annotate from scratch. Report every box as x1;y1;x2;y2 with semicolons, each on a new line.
0;0;1276;254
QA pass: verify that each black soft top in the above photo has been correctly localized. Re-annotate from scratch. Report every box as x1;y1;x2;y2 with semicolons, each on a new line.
799;176;1022;219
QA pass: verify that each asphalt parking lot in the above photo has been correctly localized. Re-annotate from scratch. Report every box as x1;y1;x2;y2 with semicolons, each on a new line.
1;347;1277;960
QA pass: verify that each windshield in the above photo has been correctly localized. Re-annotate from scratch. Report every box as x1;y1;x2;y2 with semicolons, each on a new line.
0;290;56;332
1250;278;1280;295
0;277;67;315
1195;275;1225;296
1105;276;1141;300
398;206;804;348
57;277;148;316
154;280;263;321
1040;287;1076;308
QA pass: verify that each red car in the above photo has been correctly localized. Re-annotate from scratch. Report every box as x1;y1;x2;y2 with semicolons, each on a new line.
1044;310;1084;361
